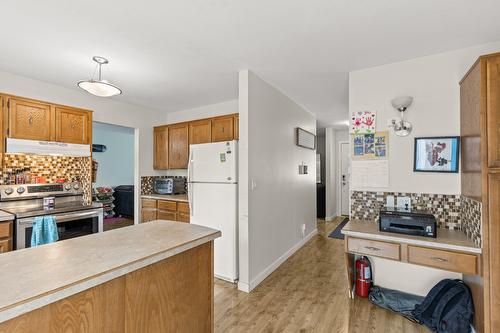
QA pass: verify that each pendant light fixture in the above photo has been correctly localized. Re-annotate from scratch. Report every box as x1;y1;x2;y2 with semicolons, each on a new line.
78;56;122;97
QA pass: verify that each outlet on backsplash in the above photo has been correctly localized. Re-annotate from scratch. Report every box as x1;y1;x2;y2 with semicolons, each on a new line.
397;196;411;211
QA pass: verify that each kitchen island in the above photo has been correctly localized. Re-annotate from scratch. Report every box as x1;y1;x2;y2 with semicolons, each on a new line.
0;220;221;332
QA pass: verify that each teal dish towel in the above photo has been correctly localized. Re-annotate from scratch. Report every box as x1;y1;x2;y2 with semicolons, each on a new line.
31;216;59;247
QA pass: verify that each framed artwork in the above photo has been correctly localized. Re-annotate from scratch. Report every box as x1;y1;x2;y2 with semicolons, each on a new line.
413;136;460;173
350;111;376;134
352;131;388;160
296;127;316;150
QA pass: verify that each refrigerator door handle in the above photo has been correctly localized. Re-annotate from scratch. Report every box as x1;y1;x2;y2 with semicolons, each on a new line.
187;150;193;183
188;183;194;216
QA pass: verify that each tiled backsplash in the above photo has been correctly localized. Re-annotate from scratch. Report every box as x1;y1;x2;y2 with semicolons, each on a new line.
1;154;92;203
350;191;461;229
460;196;482;247
140;176;187;195
350;190;482;246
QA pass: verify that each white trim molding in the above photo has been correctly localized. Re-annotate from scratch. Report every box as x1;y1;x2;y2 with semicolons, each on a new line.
238;228;318;293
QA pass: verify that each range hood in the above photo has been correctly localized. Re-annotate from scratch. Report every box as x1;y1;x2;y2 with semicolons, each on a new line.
6;138;91;157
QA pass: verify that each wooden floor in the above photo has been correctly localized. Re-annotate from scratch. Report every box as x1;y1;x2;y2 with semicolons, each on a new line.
214;218;429;333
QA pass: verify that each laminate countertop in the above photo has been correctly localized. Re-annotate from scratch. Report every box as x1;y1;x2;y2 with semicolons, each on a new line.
342;219;481;254
141;194;189;202
0;210;14;222
0;220;221;323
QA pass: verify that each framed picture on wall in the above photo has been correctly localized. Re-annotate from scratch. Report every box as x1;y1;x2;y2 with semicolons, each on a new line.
413;136;460;173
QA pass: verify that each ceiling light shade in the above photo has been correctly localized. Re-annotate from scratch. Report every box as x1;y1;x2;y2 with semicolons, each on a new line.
390;96;414;137
78;56;122;97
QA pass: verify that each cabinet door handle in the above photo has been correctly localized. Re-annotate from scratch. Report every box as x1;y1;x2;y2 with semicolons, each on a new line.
364;246;381;252
431;257;448;263
28;115;33;125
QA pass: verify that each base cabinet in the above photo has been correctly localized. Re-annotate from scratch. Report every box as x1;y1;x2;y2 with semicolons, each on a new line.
0;242;214;333
141;199;190;223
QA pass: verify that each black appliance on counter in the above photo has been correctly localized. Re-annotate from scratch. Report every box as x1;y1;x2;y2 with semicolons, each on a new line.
114;185;134;218
379;208;437;238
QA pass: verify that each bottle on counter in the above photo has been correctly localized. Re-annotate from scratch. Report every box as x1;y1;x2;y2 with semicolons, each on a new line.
24;169;32;184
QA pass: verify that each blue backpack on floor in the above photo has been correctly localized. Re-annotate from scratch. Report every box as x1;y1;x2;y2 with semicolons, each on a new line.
412;279;474;333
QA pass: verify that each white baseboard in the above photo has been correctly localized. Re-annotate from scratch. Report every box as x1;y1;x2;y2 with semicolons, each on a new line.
241;228;318;293
325;215;336;222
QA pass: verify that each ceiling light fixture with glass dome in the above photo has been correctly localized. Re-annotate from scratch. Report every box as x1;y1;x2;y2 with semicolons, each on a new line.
78;56;122;97
390;96;413;137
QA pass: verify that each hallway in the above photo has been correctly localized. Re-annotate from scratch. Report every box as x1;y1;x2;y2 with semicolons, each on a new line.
214;218;429;332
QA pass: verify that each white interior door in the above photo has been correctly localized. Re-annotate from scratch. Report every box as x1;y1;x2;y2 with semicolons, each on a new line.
340;142;351;216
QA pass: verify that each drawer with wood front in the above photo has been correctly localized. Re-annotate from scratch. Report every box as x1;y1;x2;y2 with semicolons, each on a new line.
158;200;177;212
141;198;157;209
347;237;400;260
407;246;478;275
157;210;177;221
0;238;12;253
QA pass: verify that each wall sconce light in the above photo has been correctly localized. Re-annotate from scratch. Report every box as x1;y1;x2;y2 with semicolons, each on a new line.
390;96;413;137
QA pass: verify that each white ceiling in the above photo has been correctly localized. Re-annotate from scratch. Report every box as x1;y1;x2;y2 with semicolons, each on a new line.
1;1;500;128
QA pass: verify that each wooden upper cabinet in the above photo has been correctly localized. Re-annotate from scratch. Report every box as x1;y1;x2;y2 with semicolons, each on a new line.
189;119;212;145
233;114;239;140
55;107;92;144
154;126;169;170
168;123;189;169
7;97;53;141
212;115;234;142
486;56;500;168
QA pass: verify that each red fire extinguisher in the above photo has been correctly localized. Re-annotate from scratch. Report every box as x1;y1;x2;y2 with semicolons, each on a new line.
355;256;372;298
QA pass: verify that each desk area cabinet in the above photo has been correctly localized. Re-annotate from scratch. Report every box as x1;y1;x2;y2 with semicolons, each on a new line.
141;197;190;223
342;220;481;298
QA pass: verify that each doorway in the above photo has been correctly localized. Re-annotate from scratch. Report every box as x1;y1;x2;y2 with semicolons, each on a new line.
339;141;350;216
92;122;136;230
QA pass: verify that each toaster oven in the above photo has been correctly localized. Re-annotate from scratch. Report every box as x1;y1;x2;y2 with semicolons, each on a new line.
154;178;186;195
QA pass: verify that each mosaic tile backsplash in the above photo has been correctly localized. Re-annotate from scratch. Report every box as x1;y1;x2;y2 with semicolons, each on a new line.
350;190;482;246
140;176;187;195
351;191;461;229
1;154;92;203
460;196;482;247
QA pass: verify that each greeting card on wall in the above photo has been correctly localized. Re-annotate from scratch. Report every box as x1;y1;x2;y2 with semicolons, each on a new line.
350;111;376;134
352;131;388;160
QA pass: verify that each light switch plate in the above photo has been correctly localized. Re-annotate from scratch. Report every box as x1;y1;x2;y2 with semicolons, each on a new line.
397;196;411;211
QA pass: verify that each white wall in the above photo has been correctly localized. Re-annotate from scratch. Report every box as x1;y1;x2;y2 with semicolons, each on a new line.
166;99;238;124
349;40;500;194
0;69;166;223
325;128;349;219
349;41;500;296
238;70;317;292
92;122;135;187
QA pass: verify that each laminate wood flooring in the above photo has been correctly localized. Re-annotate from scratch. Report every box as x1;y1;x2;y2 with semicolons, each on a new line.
214;218;429;333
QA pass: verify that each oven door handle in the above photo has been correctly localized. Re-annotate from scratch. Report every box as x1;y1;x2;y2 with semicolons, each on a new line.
17;209;102;226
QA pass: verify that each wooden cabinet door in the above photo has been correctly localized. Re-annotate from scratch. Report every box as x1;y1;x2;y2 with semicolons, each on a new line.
8;97;53;141
189;119;212;145
55;107;91;144
168;123;189;169
233;115;239;140
0;238;12;253
211;116;234;142
177;213;190;223
141;209;157;223
154;126;169;170
489;172;500;328
486;56;500;168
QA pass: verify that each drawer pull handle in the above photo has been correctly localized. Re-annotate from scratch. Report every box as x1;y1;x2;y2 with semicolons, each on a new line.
431;257;448;263
364;246;381;251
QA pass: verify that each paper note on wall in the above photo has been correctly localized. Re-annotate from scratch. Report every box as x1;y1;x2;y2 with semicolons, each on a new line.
351;160;389;188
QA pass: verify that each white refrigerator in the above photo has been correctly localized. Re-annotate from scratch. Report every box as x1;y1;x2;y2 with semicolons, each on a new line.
188;140;238;282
